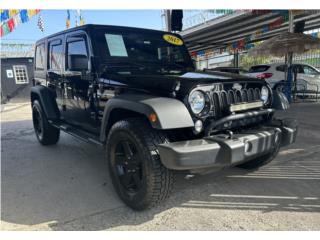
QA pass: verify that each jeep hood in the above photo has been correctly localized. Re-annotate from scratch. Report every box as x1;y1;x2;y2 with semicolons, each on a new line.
103;71;264;95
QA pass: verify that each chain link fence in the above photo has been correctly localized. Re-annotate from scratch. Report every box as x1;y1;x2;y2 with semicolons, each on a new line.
195;49;320;70
239;49;320;70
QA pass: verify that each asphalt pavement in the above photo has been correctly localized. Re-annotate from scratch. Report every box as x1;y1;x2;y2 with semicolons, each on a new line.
1;101;320;230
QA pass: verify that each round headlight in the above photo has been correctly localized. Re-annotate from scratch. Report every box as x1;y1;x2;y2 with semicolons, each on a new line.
188;90;205;114
261;86;269;104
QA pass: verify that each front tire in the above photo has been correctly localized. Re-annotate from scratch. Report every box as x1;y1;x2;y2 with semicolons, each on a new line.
32;100;60;145
106;118;174;210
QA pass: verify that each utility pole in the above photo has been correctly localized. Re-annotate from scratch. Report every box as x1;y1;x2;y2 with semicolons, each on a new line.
286;10;294;103
164;10;172;32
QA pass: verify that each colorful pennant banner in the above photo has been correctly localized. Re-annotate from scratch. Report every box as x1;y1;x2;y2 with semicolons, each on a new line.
0;9;41;37
191;12;292;59
66;10;71;29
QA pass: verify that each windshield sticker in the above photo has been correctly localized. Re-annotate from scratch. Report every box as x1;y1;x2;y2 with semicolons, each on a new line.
163;34;183;46
105;34;128;57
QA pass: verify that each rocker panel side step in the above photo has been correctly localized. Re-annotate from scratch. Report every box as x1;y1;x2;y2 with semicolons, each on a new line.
48;120;103;146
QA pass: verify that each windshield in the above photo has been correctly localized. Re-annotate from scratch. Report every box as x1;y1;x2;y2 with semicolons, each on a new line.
91;29;194;74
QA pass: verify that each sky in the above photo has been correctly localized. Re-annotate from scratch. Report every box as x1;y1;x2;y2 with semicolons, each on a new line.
1;10;164;43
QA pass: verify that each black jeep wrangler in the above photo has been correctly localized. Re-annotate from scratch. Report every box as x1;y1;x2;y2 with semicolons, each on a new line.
31;24;297;210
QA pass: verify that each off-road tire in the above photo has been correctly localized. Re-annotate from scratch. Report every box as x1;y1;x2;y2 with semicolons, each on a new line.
106;117;174;210
32;100;60;145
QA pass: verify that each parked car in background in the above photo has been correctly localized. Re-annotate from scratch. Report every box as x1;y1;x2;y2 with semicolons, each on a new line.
246;63;320;94
205;67;249;75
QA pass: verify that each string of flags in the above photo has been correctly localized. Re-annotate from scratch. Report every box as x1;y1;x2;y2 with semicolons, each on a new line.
37;13;44;32
79;10;85;26
190;11;320;60
192;30;320;60
191;10;320;60
0;9;41;37
66;10;85;29
66;10;71;29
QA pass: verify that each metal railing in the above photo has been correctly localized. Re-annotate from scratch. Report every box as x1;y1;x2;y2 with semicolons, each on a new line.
293;81;319;102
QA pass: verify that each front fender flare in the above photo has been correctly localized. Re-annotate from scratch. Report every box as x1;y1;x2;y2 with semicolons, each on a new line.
100;94;194;142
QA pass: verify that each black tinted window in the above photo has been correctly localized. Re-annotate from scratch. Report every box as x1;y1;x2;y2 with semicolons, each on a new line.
35;44;45;70
294;65;304;74
249;65;270;73
67;40;87;56
67;38;88;70
49;40;63;70
276;65;287;72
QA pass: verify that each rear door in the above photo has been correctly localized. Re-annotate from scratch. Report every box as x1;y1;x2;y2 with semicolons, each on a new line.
62;32;100;134
47;36;65;109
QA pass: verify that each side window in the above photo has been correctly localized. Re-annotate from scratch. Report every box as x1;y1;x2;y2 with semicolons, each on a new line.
276;65;287;72
49;39;64;71
66;37;88;71
35;44;45;70
302;65;317;75
294;65;304;74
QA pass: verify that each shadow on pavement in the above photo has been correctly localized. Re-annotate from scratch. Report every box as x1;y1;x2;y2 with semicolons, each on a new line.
1;102;320;230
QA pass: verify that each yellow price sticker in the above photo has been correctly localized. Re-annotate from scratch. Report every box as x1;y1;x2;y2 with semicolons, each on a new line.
163;34;184;46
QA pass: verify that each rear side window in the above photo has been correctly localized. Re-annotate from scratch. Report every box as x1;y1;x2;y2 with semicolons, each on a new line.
249;65;270;73
294;65;304;74
276;65;287;72
49;39;64;70
35;44;45;70
302;65;319;74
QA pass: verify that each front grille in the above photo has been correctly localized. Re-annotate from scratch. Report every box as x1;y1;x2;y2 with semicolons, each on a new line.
211;88;261;116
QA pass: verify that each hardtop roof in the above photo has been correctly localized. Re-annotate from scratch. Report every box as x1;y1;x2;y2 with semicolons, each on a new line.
35;24;174;44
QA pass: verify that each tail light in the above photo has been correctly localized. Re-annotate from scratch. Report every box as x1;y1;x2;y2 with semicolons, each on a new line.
256;73;273;79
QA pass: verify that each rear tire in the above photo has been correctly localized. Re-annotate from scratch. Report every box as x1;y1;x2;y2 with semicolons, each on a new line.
106;117;174;210
32;100;60;145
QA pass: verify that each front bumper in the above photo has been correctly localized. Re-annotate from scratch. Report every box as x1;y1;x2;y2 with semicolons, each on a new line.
158;119;298;170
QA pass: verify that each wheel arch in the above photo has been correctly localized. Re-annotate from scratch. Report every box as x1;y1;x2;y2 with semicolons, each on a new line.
100;93;194;142
30;85;60;120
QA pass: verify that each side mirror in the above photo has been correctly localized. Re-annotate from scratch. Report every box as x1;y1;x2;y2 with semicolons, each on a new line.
68;54;88;71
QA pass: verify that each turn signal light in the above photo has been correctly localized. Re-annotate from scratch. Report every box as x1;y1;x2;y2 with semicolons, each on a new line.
149;113;157;123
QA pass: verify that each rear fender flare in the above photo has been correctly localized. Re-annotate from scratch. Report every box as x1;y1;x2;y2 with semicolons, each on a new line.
30;85;60;120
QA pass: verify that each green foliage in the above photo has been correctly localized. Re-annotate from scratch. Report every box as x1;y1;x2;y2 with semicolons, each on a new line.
239;49;320;69
239;54;274;69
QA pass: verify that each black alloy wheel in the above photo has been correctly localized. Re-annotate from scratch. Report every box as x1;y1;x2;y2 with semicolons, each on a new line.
114;139;143;193
32;100;60;145
106;118;174;210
